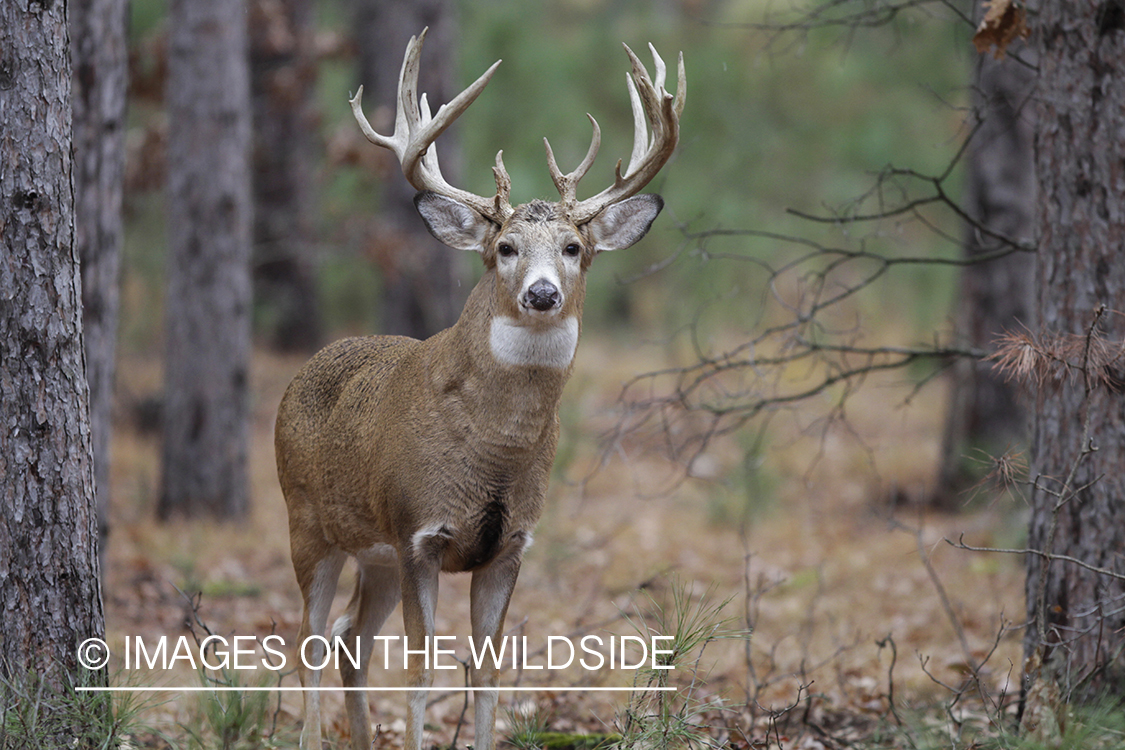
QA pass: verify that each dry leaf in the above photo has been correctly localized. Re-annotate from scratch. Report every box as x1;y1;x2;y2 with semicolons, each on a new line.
973;0;1030;59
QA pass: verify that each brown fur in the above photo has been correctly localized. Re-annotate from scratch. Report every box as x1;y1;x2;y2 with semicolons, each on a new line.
276;272;566;574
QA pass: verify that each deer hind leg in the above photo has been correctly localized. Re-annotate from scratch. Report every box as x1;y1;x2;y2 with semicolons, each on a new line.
469;533;528;750
333;546;401;750
294;546;346;750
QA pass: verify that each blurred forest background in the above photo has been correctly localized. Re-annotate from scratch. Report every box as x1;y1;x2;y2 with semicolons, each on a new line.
120;0;972;355
118;0;992;520
8;0;1124;746
107;0;1017;745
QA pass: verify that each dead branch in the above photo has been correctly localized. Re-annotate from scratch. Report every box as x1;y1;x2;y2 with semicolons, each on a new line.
949;535;1125;584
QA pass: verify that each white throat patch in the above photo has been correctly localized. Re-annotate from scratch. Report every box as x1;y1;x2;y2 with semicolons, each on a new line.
490;317;579;369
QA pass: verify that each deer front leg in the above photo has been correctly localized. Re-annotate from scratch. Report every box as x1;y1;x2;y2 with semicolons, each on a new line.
399;545;442;750
469;533;528;750
295;549;346;750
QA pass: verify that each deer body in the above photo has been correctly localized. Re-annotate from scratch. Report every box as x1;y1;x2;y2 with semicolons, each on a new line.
278;264;572;573
276;30;683;750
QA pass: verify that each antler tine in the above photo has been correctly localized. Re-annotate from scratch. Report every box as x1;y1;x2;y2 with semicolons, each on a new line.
624;72;648;179
568;43;685;225
399;59;502;187
398;30;425;138
349;28;514;221
545;114;601;206
492;150;512;214
649;43;666;94
674;51;686;117
349;86;393;150
348;30;426;155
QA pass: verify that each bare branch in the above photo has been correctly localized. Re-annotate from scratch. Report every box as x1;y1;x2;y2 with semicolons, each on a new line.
950;535;1125;584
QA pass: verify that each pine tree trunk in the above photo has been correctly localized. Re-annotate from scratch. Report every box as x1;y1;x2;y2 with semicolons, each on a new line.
1024;0;1125;704
71;0;129;566
934;38;1036;507
160;0;253;519
250;0;322;352
354;0;468;338
0;0;106;685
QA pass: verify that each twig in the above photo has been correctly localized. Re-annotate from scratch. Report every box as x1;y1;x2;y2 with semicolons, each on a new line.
949;535;1125;583
447;656;471;750
875;634;904;728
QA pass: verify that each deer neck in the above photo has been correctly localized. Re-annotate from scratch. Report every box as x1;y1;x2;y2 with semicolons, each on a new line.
425;270;581;447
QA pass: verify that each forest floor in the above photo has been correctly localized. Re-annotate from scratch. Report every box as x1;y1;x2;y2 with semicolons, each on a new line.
102;333;1028;749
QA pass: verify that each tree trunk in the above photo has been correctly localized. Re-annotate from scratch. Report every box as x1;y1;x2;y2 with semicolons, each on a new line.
160;0;253;520
1024;0;1125;706
250;0;323;353
0;0;106;687
71;0;129;567
934;13;1036;508
354;0;468;338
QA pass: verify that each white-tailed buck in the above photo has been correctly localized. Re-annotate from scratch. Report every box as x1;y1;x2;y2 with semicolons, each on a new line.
275;29;684;750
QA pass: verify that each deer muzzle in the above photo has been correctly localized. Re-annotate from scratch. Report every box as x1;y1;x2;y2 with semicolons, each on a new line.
524;279;562;312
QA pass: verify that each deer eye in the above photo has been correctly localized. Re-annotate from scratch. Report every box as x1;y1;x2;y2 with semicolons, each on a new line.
563;243;581;257
498;243;517;258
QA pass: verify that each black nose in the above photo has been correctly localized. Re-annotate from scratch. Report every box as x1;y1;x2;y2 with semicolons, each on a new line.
524;280;561;311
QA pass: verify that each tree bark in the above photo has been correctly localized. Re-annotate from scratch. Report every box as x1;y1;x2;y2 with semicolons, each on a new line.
160;0;253;520
934;37;1037;507
71;0;129;566
0;0;106;685
1024;0;1125;705
250;0;323;352
354;0;468;338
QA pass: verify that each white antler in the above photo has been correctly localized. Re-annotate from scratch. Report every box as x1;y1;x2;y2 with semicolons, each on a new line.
550;43;685;224
349;28;514;221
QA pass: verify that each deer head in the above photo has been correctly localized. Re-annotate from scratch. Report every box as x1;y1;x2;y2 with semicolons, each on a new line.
350;29;685;356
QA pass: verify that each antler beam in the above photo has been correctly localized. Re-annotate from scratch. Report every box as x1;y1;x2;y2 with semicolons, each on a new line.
553;43;685;224
349;28;514;221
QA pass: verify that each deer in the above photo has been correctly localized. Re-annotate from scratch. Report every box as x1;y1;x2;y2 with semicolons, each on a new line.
274;28;684;750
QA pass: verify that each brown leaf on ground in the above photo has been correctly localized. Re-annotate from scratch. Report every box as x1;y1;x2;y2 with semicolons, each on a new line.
973;0;1030;59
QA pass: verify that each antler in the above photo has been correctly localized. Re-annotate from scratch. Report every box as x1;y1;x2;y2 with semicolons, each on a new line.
548;43;686;225
349;28;515;222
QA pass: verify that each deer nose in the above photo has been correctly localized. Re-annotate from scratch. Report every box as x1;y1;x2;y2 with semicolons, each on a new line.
524;279;561;311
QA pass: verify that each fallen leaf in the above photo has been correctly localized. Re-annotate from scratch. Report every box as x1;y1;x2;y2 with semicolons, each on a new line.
973;0;1030;59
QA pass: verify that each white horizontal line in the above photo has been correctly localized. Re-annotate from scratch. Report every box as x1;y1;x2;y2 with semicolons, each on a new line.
76;686;676;693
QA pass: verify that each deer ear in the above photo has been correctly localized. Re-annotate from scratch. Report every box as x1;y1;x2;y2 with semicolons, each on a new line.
585;194;664;252
414;191;493;252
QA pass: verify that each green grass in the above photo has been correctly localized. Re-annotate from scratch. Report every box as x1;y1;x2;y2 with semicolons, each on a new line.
179;670;294;750
0;663;164;750
613;578;745;749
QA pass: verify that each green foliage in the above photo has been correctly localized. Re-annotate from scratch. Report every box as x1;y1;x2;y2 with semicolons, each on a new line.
614;578;746;748
515;729;621;750
875;698;1125;750
1011;701;1125;750
506;702;621;749
316;254;382;336
0;664;162;750
119;192;167;352
129;0;167;38
505;700;553;750
500;577;745;749
708;428;778;526
180;670;293;750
